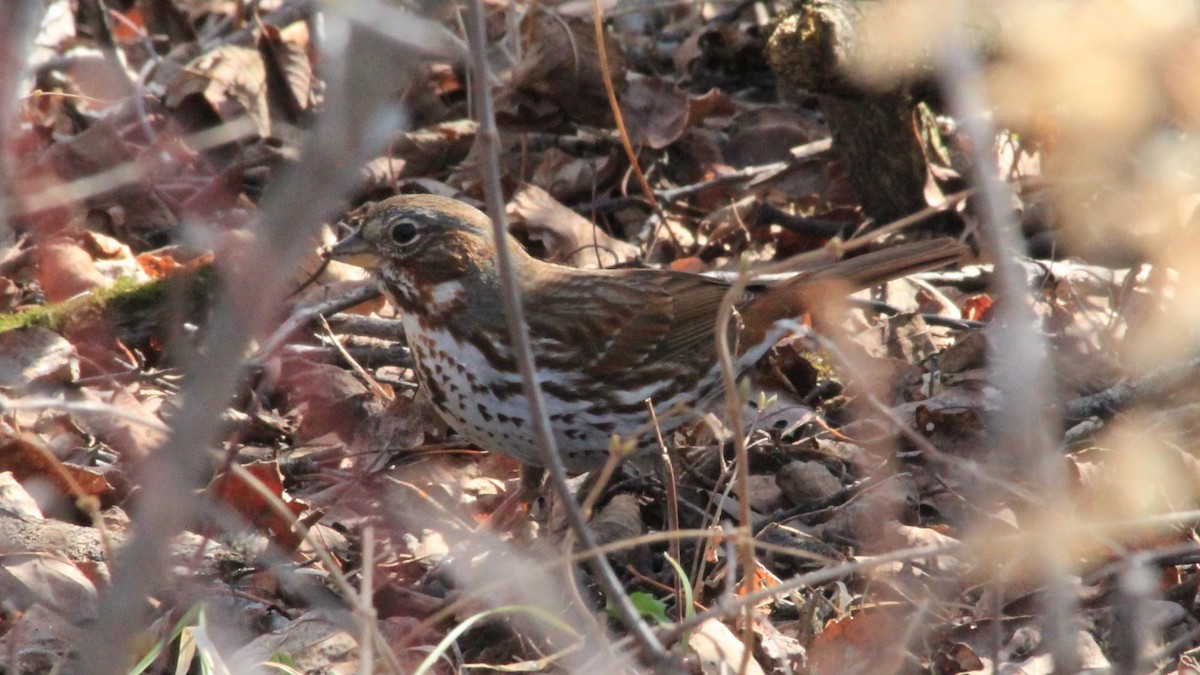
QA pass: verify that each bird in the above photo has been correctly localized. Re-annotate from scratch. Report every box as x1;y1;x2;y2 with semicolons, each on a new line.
325;194;965;472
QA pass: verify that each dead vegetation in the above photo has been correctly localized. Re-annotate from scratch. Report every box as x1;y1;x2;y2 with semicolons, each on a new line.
2;0;1200;673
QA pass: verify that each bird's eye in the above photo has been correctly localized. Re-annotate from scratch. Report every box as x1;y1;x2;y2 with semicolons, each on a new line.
388;220;420;245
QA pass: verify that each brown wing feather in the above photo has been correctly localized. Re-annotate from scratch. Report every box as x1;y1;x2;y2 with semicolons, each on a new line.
651;272;748;361
525;268;740;376
523;237;964;376
599;271;737;373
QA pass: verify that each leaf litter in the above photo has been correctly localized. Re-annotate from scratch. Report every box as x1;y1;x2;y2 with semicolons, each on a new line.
1;1;1200;673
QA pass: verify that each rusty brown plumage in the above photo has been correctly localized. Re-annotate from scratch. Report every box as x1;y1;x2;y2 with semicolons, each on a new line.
326;194;965;471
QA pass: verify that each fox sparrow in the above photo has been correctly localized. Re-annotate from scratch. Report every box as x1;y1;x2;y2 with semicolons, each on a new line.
326;194;964;472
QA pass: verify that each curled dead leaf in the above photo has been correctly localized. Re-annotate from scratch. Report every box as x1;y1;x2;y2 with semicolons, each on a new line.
166;44;271;138
33;238;109;302
207;460;308;551
0;433;112;506
508;184;638;268
689;618;766;675
622;77;690;150
507;13;626;127
0;327;79;388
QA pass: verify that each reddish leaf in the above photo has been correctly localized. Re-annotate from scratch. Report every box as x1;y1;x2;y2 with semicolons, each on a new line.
109;7;145;44
808;608;906;675
0;433;113;503
207;460;308;551
962;293;994;321
33;238;109;302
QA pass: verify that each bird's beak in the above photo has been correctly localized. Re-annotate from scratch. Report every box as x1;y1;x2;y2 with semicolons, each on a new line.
324;228;380;269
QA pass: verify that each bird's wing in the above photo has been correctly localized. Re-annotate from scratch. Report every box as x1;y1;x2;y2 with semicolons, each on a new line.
523;237;966;377
524;268;745;376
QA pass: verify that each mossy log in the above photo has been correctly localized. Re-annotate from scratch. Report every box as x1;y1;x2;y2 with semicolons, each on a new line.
0;265;217;349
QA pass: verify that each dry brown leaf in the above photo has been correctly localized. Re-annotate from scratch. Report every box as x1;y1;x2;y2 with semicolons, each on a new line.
21;119;176;244
754;615;806;673
391;121;477;178
668;256;706;273
528;147;622;204
2;602;79;672
807;607;906;675
507;13;625;127
933;638;988;673
724;106;824;168
876;313;940;362
0;552;99;620
233;611;360;672
358;123;478;198
33;238;109;302
818;479;915;550
622;77;690;150
747;382;815;437
0;327;79;388
278;358;380;444
667;128;730;191
940;330;989;375
207;460;308;551
697;196;759;248
166;44;271;137
688;618;766;675
777;460;841;505
686;88;738;128
357;393;446;460
357;155;407;196
0;433;112;503
0;471;44;519
508;184;638;268
672;26;705;73
77;231;132;261
135;248;208;278
589;493;643;562
746;474;784;514
73;387;166;463
261;21;315;123
887;524;962;560
914;403;987;444
84;230;148;285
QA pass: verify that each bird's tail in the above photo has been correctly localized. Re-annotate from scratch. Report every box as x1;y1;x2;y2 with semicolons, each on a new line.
739;237;967;350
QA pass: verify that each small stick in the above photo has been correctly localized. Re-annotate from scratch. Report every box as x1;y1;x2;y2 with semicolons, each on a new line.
588;0;679;255
318;314;393;402
646;400;683;621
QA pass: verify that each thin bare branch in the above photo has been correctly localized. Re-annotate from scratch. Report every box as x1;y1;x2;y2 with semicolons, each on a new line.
74;7;423;670
936;16;1077;671
462;0;670;668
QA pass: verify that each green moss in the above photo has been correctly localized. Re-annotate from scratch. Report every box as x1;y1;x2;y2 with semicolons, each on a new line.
106;274;170;317
0;301;61;332
0;264;216;336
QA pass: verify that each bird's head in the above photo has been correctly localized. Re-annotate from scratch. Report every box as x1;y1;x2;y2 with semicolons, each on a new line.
325;194;503;275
